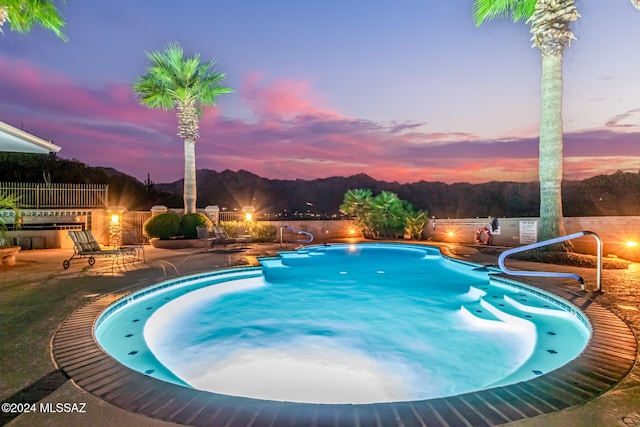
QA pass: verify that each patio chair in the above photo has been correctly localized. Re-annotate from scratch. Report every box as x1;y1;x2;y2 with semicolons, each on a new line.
63;230;125;269
211;226;250;248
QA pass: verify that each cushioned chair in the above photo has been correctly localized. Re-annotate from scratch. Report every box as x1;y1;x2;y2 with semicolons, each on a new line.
211;226;250;248
63;230;124;269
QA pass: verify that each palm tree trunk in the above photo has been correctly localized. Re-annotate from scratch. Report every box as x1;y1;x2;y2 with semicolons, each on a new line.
183;139;197;214
538;53;568;245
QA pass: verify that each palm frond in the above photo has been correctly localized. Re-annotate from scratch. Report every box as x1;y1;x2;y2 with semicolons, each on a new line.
3;0;67;40
133;42;234;116
473;0;536;26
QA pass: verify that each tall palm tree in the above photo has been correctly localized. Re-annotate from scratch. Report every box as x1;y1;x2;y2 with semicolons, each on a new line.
0;0;67;40
473;0;579;246
133;42;232;214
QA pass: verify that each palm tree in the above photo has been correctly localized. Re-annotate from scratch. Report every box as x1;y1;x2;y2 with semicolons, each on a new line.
473;0;580;246
133;42;232;214
474;0;638;244
0;0;67;40
340;188;374;236
369;191;406;238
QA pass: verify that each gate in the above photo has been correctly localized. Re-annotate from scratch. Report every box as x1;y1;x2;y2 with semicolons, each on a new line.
124;211;152;244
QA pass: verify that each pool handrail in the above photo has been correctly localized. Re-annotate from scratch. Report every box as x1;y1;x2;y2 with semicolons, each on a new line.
279;225;314;247
497;230;603;292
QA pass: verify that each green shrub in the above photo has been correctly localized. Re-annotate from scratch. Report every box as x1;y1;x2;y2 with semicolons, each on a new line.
179;213;212;238
220;220;243;237
248;221;277;242
219;220;277;242
143;212;181;240
0;192;20;244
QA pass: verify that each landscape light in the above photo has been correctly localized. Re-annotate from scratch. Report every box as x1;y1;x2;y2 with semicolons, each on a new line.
241;206;255;222
107;206;127;248
448;231;455;238
626;241;638;248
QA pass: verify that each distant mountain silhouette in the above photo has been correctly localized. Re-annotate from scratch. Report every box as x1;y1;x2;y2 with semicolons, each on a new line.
2;153;639;217
156;169;640;218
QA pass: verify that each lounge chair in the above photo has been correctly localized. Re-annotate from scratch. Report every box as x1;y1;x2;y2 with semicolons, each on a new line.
63;230;125;269
211;226;250;248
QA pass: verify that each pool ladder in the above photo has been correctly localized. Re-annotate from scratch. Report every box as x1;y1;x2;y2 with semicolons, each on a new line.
497;231;603;292
279;226;314;247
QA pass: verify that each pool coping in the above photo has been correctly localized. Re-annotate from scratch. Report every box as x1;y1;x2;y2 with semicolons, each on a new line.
52;269;637;427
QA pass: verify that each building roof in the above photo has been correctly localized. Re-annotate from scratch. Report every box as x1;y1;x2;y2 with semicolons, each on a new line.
0;121;62;154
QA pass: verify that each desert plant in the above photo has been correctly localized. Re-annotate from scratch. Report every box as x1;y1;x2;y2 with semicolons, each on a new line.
340;189;426;239
143;211;181;240
368;191;405;238
179;212;212;238
0;192;20;245
339;189;374;237
405;209;427;240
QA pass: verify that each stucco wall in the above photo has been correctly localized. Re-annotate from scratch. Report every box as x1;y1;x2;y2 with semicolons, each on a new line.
425;216;640;261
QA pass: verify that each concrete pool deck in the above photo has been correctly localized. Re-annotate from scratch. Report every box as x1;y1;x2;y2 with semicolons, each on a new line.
1;241;638;426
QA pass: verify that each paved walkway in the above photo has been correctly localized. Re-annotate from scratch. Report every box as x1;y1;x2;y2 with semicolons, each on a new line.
0;241;638;427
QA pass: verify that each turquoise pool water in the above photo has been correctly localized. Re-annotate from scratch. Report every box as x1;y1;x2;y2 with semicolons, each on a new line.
95;243;591;404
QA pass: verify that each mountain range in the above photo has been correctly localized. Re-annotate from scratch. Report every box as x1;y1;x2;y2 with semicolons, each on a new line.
154;168;640;218
1;153;639;217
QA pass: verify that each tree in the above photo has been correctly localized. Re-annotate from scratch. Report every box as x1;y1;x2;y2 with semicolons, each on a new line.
0;0;67;40
339;189;374;236
474;0;638;244
473;0;580;247
133;42;232;213
340;189;426;239
369;191;405;238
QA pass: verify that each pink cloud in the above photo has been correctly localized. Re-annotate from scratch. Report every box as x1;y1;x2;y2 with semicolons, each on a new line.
239;72;340;119
1;57;639;186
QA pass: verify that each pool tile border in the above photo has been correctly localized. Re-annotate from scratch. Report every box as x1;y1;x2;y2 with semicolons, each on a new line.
53;280;637;427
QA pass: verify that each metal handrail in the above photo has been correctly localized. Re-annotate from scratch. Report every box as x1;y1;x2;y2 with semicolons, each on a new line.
279;226;313;247
497;231;603;292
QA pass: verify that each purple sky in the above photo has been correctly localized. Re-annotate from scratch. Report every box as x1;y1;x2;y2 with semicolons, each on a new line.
1;1;639;184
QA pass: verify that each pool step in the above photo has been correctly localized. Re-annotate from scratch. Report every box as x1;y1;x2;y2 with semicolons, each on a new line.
469;291;591;389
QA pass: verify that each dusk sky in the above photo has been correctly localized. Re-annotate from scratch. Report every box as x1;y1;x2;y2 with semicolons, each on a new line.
1;1;639;185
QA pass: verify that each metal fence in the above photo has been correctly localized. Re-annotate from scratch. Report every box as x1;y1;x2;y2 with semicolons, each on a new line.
124;211;152;244
219;211;242;222
0;182;108;208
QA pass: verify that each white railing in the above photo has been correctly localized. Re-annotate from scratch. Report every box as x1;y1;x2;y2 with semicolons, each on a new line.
280;225;314;247
0;182;109;208
497;231;603;292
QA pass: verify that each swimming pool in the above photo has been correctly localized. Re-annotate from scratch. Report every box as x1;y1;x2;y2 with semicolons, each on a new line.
94;243;590;405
